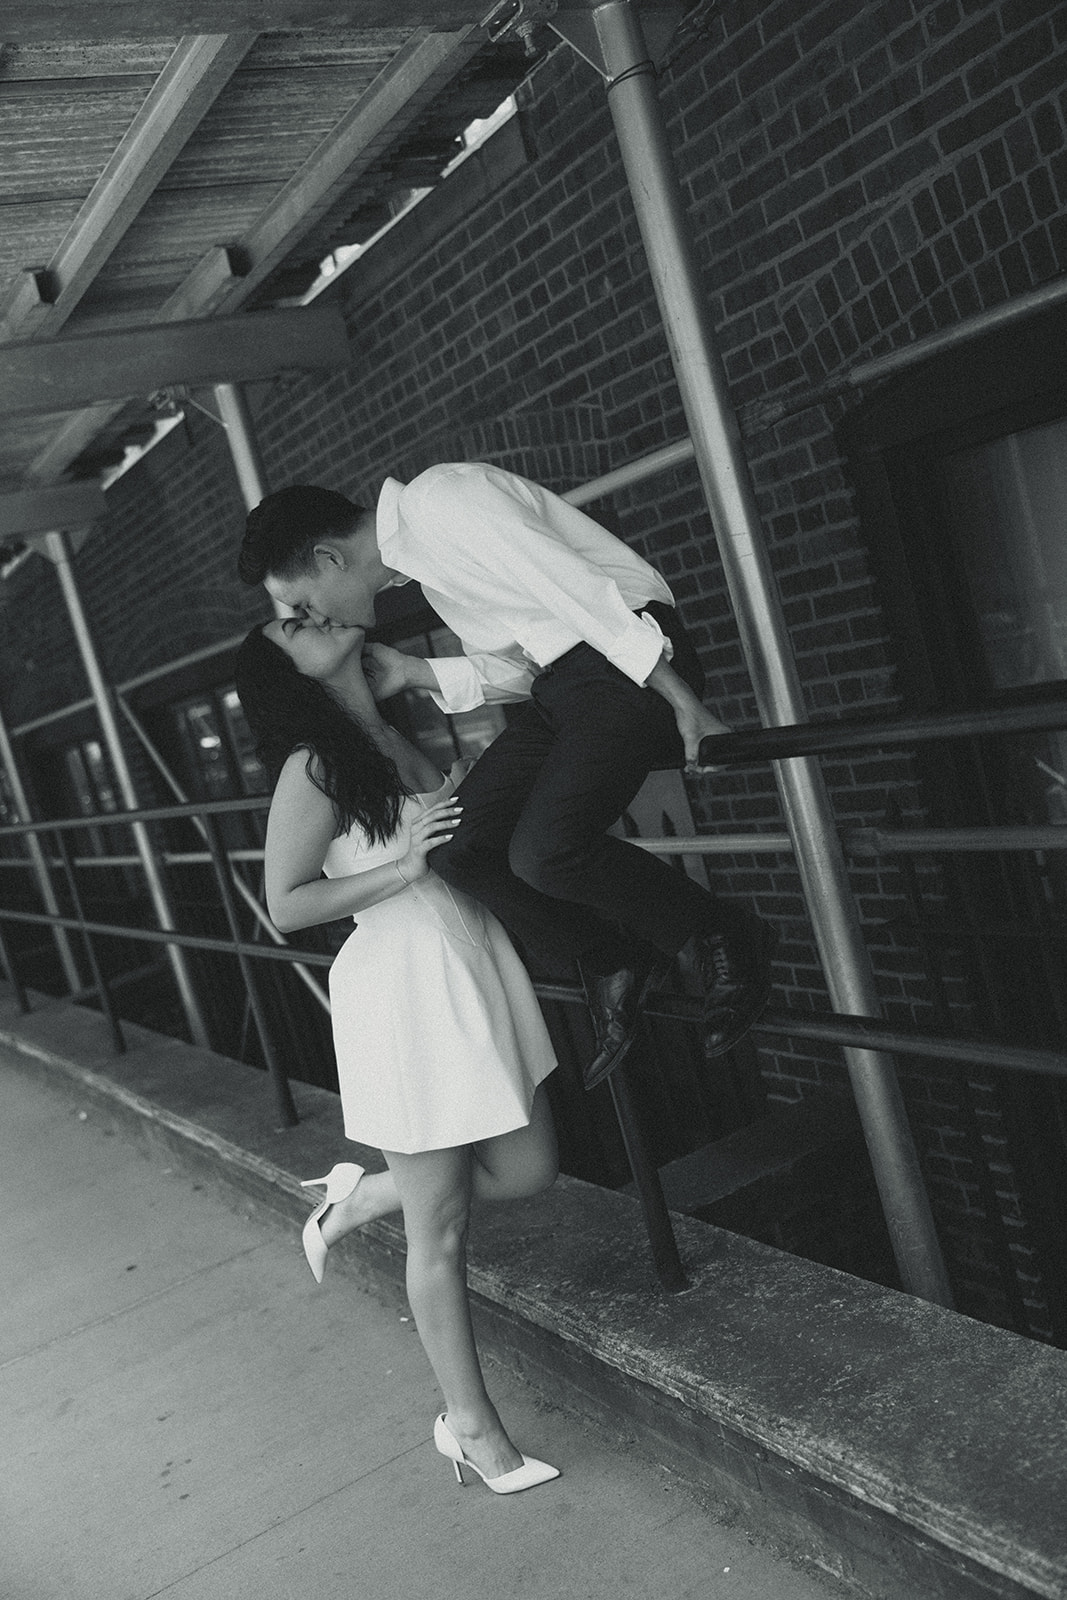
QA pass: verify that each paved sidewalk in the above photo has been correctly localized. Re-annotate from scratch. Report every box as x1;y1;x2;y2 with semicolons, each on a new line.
0;1051;853;1600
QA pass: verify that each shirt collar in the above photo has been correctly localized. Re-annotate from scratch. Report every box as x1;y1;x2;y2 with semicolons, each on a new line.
375;477;411;588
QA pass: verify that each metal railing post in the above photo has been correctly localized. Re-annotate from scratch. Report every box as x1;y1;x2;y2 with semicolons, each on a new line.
200;811;298;1127
608;1057;688;1291
553;1;953;1305
41;529;213;1050
52;827;125;1053
0;910;30;1014
0;698;81;992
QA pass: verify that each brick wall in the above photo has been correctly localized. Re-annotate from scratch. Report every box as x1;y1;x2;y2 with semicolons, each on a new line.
3;0;1065;1336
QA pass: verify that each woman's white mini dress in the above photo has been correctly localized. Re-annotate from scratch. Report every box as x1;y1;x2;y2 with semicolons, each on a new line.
323;773;556;1154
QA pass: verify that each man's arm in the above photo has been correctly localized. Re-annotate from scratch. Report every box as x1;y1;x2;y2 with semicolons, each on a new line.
362;641;533;711
646;655;731;769
362;642;439;700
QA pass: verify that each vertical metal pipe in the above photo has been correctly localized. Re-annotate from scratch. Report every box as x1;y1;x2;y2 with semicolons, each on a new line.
608;1057;688;1290
213;381;269;511
0;912;29;1014
579;1;953;1305
0;698;81;991
213;382;291;622
200;811;298;1126
52;826;126;1054
42;529;213;1050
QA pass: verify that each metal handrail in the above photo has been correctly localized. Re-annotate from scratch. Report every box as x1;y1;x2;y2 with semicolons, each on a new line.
4;878;1066;1083
0;903;333;966
696;697;1067;766
2;816;1067;873
0;710;1062;1111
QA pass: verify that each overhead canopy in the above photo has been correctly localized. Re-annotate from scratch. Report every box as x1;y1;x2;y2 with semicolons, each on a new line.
0;5;492;39
0;8;542;496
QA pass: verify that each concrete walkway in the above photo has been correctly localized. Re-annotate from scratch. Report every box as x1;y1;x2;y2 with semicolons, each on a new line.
0;1052;851;1600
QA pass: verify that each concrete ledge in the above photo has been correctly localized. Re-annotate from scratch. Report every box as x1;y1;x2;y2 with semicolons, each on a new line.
2;988;1065;1600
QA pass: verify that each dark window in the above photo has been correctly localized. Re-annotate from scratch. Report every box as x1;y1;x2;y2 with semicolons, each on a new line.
843;303;1067;1343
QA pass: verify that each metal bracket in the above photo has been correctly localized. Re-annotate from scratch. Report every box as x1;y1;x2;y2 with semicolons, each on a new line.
548;4;684;79
482;0;558;53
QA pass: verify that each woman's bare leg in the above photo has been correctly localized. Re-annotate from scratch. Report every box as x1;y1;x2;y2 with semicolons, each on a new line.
321;1082;557;1246
318;1168;400;1248
383;1143;523;1481
470;1083;559;1202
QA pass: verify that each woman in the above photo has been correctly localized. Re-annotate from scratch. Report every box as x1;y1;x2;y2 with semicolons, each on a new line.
235;616;560;1495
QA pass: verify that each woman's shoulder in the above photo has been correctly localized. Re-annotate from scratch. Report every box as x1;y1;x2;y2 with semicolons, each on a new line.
272;746;331;813
276;742;329;779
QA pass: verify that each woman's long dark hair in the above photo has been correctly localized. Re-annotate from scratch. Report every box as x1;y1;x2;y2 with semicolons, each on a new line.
234;624;406;844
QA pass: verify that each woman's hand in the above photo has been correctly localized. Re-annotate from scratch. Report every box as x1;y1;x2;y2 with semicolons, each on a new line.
396;799;462;883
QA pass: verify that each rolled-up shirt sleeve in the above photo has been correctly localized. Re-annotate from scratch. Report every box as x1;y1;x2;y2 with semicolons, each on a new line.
426;650;535;713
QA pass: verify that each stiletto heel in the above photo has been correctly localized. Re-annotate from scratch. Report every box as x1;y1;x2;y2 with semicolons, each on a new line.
299;1162;364;1283
433;1413;560;1495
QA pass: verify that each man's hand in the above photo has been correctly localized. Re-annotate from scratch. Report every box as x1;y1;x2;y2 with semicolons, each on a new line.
645;655;731;770
361;642;414;702
676;704;732;772
362;642;443;701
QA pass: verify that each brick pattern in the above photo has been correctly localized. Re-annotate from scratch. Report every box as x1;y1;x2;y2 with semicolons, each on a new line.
2;0;1064;1336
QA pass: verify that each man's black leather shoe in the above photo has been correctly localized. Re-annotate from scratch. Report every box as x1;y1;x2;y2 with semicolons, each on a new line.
677;914;778;1060
578;947;667;1091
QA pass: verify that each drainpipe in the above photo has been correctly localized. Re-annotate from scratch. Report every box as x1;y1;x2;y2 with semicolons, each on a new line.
42;530;213;1050
551;2;953;1305
0;700;81;992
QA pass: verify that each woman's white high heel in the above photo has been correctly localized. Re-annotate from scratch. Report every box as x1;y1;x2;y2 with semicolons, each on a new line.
433;1413;560;1495
300;1162;365;1283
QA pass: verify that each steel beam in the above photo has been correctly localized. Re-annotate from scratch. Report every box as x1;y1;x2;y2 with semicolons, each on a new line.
554;1;954;1306
0;483;107;540
0;35;256;342
0;3;487;39
21;27;470;480
1;306;351;418
183;28;481;315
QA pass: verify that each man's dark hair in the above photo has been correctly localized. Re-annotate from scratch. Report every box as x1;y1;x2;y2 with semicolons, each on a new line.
237;484;366;585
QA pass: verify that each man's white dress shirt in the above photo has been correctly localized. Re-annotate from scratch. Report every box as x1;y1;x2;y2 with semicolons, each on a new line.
375;461;675;714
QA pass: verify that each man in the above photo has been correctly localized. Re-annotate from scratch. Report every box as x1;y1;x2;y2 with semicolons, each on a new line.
238;460;776;1088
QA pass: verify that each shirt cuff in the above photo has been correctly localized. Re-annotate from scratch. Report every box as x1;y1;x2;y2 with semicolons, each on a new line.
425;655;486;714
610;610;673;686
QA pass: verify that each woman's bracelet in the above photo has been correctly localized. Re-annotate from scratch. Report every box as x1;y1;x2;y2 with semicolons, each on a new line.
394;858;411;887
